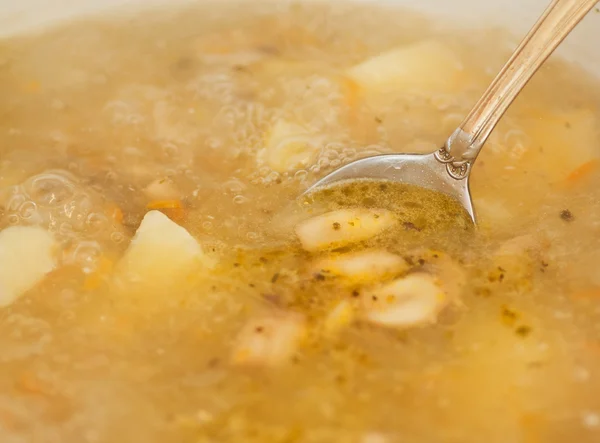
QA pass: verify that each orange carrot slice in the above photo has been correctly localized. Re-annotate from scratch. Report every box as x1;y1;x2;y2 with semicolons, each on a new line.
564;159;600;186
146;199;186;222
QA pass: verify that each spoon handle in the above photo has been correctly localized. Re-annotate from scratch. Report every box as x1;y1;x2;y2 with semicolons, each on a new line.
439;0;598;179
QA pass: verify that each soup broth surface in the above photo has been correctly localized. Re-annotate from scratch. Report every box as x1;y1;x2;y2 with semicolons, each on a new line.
1;2;600;443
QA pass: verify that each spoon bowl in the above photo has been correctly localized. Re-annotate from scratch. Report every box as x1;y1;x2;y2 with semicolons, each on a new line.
304;0;597;223
307;152;475;221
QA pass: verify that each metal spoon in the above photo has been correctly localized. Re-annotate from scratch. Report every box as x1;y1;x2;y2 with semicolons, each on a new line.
304;0;598;222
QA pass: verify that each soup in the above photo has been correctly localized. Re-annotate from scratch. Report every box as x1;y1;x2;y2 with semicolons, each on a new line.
1;2;600;442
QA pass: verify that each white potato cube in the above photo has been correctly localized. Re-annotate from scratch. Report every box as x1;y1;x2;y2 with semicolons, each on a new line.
231;312;306;366
313;250;407;282
420;250;468;302
361;273;448;328
488;235;546;287
347;40;464;93
115;210;205;286
295;208;396;252
262;120;321;172
0;226;57;307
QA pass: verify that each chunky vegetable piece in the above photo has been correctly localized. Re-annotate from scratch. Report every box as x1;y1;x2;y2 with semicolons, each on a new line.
312;250;407;282
361;273;448;328
231;312;306;366
260;120;321;172
487;235;544;288
295;208;396;252
347;40;464;93
115;210;205;287
420;250;467;301
0;226;57;307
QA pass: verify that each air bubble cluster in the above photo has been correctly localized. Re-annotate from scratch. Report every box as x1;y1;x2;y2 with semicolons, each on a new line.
0;170;124;272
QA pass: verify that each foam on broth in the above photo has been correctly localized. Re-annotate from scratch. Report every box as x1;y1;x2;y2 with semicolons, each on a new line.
1;2;600;442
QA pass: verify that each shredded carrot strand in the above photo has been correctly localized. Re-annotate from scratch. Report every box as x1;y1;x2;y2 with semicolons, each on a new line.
147;199;183;210
16;372;51;396
21;80;41;94
564;158;600;185
342;77;360;110
570;287;600;300
520;413;543;443
0;408;19;431
341;76;362;128
83;256;114;291
107;204;124;224
147;199;186;222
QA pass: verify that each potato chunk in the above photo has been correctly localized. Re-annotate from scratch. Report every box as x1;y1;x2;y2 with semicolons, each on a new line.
361;273;448;328
231;312;306;366
312;250;407;282
0;226;57;307
261;120;321;172
420;250;468;301
347;40;464;93
295;208;396;252
115;210;205;286
487;235;544;289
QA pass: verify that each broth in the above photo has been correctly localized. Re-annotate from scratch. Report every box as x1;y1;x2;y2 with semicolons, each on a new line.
1;2;600;442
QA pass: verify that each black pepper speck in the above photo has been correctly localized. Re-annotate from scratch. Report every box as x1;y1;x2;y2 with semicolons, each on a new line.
560;209;574;222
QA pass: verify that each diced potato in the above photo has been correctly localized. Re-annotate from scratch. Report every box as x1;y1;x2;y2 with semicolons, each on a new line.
312;250;407;282
231;312;306;366
143;177;181;201
115;210;206;287
347;40;464;93
295;208;396;252
0;226;57;307
472;197;515;227
436;307;553;436
361;273;448;328
261;120;322;172
519;108;599;181
496;235;541;257
488;235;545;288
419;250;467;301
323;300;355;335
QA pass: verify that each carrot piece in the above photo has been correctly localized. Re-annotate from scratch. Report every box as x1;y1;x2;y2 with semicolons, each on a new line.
20;80;41;94
146;199;186;222
564;159;600;186
342;76;361;120
570;288;600;300
107;204;124;224
16;372;51;396
0;408;20;431
83;256;114;291
583;340;600;355
520;413;544;443
147;199;183;210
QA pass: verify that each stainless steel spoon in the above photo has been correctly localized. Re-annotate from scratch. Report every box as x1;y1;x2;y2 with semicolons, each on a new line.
304;0;598;222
